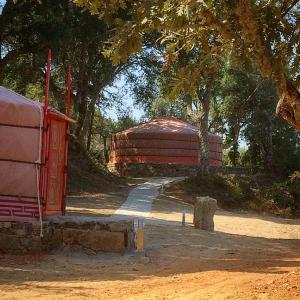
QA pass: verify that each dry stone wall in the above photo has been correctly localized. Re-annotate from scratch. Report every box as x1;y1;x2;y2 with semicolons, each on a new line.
0;218;134;254
108;162;198;177
108;162;247;177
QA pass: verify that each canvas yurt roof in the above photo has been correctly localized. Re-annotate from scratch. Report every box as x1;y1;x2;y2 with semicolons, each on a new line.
113;117;221;142
0;86;73;128
0;86;43;127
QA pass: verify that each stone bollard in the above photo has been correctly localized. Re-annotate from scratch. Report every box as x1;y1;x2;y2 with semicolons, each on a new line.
193;196;217;232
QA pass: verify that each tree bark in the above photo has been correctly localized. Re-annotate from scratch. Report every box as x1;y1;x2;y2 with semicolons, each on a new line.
236;0;300;132
262;111;276;174
275;80;300;132
86;104;95;151
223;124;241;150
80;94;99;145
196;87;210;175
74;66;88;140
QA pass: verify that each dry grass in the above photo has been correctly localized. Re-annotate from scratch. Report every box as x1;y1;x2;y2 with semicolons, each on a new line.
162;173;300;218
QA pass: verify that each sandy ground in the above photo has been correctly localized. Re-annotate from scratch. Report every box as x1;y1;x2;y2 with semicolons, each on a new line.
66;191;127;217
1;186;300;299
66;178;144;217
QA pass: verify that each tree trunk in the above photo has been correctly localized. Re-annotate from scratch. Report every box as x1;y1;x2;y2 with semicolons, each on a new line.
275;80;300;132
235;0;300;132
74;67;88;140
263;112;276;174
196;88;210;176
229;142;239;167
86;104;95;151
81;95;98;146
185;94;193;120
75;93;88;139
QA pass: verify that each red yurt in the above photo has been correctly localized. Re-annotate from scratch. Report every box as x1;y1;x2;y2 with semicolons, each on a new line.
0;86;72;222
108;118;222;175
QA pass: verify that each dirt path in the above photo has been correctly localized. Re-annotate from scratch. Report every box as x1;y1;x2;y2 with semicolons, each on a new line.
65;178;144;217
0;182;300;299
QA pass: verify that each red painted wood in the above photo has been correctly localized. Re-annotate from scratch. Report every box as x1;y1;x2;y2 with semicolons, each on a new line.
44;118;66;216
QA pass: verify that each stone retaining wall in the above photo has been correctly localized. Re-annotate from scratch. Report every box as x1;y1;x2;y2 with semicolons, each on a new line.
0;218;134;254
108;162;247;177
108;162;198;177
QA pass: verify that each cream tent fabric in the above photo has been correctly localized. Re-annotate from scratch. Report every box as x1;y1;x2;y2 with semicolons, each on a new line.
0;86;43;220
0;86;73;222
0;86;43;127
0;86;43;196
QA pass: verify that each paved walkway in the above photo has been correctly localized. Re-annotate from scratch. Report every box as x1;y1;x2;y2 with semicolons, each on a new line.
111;177;184;223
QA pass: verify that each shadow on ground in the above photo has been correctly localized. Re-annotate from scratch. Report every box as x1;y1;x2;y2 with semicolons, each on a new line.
0;223;299;288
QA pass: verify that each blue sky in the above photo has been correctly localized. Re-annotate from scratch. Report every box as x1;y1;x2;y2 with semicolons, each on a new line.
0;0;4;13
104;76;144;121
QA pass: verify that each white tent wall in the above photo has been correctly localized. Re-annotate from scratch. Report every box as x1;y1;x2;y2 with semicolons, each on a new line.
0;126;40;162
0;161;38;198
0;86;42;127
0;86;43;221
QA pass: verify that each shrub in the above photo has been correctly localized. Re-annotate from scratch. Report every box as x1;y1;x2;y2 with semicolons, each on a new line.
182;172;300;217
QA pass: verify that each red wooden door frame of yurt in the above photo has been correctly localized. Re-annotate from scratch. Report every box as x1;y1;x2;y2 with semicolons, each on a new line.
39;50;71;218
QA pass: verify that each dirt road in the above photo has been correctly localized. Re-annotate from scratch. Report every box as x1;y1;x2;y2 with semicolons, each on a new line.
1;194;300;300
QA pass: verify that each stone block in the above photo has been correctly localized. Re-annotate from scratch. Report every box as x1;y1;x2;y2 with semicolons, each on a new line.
0;235;22;252
80;221;97;230
15;228;27;236
193;196;217;231
62;221;81;229
0;219;133;254
86;231;125;252
22;238;32;249
11;222;24;230
62;229;125;253
44;228;62;250
95;222;108;231
0;222;12;229
108;221;132;232
31;222;43;235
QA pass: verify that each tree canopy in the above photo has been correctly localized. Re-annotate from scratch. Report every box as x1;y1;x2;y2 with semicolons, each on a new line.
74;0;300;130
1;0;300;178
0;0;132;147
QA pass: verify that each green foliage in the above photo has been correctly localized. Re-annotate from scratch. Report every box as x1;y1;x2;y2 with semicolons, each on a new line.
185;173;300;217
87;108;137;164
212;64;300;177
145;96;187;120
0;0;131;147
75;0;300;131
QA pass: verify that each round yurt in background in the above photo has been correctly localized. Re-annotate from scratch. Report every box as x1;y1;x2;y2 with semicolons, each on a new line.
108;118;222;176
